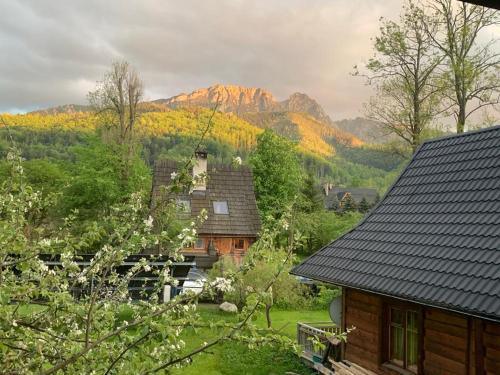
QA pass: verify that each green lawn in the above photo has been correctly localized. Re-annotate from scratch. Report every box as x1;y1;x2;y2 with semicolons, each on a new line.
171;304;329;375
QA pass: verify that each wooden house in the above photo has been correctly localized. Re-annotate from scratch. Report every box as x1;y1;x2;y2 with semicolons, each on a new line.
293;126;500;375
152;151;261;269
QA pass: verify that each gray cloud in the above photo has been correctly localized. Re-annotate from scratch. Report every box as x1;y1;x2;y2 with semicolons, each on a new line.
1;0;406;119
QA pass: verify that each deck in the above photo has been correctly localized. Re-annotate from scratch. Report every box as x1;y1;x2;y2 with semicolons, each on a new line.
297;322;377;375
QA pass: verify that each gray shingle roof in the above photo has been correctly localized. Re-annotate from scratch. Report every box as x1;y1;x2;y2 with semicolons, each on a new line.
152;160;261;237
292;126;500;322
324;187;378;209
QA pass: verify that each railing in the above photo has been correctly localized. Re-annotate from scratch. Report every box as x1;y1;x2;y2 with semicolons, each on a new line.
297;321;340;360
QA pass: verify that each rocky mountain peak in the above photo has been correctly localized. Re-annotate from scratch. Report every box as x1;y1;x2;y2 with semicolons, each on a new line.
281;92;332;125
156;84;333;124
156;84;277;114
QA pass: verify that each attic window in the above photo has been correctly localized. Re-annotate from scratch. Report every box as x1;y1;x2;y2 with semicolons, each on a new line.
177;199;191;213
213;201;229;215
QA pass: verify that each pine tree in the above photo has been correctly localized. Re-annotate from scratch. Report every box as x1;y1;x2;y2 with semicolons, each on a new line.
340;192;357;213
358;197;370;213
300;171;323;213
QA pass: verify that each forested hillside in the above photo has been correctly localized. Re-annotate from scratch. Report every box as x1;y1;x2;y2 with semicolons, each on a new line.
0;106;404;193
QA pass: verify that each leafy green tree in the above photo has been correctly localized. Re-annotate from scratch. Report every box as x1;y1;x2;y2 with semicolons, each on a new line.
62;138;150;218
296;211;363;255
212;215;308;328
356;0;444;151
300;170;323;213
0;148;313;374
426;0;499;133
249;130;302;218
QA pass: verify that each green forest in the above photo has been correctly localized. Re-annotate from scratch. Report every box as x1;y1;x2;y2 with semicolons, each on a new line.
0;105;404;256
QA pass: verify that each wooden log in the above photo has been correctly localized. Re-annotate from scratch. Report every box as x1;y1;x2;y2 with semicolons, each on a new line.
425;319;468;338
424;339;467;364
424;327;468;350
425;352;466;375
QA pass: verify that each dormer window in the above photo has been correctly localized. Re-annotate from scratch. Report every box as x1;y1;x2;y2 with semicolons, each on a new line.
177;199;191;213
213;201;229;215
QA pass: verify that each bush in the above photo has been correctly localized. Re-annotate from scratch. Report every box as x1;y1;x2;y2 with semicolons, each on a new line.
311;285;342;310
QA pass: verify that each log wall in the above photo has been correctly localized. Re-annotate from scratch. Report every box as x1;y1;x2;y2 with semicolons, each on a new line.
343;288;500;375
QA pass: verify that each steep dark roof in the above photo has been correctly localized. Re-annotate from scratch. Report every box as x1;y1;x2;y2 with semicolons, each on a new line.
152;160;261;237
293;126;500;322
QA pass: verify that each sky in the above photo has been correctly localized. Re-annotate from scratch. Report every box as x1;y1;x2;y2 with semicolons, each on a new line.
0;0;497;121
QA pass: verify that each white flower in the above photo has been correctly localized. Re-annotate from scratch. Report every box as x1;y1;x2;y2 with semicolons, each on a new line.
233;156;242;165
170;171;178;179
144;265;151;272
282;221;289;230
39;238;52;246
143;215;154;229
39;262;49;272
12;320;17;327
210;277;233;293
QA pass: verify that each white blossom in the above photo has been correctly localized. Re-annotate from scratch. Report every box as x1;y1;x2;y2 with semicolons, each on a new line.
210;277;233;293
143;215;154;229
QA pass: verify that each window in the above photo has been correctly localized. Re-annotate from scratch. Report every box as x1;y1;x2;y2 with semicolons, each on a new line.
387;307;419;373
213;201;229;214
177;199;191;213
235;239;245;250
194;238;205;249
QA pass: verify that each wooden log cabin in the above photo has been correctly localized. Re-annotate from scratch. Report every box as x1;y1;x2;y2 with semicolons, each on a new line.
293;126;500;375
152;151;261;270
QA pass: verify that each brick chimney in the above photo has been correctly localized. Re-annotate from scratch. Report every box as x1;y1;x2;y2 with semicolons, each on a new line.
193;150;208;191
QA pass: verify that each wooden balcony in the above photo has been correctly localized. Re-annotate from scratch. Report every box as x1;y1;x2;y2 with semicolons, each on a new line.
297;322;377;375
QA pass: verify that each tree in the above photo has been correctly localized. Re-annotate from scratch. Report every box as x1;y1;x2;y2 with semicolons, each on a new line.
426;0;500;133
211;216;308;328
0;147;310;374
358;197;371;213
249;130;303;218
299;170;323;213
88;61;143;143
62;138;150;218
295;211;363;255
356;1;444;151
88;61;144;183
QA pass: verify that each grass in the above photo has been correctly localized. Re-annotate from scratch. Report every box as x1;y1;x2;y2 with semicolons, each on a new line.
11;303;329;374
170;304;329;375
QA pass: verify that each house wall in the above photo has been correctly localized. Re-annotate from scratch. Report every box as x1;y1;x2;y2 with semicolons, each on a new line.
344;289;382;373
343;288;500;375
182;236;256;268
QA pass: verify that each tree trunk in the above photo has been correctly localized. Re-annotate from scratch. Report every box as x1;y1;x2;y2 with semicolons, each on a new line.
457;103;466;133
265;303;272;328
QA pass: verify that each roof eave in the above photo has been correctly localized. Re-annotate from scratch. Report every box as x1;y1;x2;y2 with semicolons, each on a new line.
290;269;500;324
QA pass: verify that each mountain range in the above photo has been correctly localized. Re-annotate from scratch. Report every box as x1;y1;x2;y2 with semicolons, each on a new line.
155;84;333;125
30;84;386;145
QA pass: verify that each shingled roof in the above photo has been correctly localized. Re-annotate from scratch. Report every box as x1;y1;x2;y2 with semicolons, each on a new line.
292;126;500;322
324;187;379;210
152;160;261;237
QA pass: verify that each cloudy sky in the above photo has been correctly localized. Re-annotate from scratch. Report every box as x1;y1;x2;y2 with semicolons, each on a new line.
0;0;481;120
